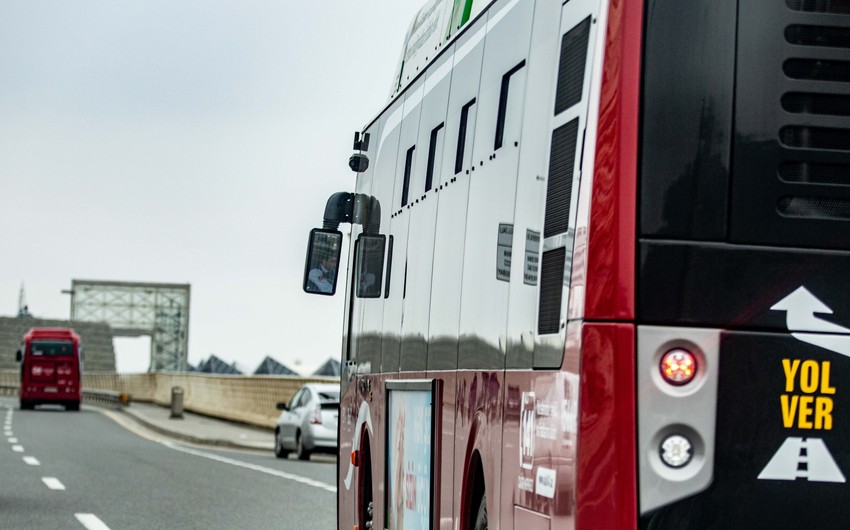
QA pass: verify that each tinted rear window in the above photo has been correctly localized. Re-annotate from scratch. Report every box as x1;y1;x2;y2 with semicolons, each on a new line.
30;341;74;356
318;391;339;403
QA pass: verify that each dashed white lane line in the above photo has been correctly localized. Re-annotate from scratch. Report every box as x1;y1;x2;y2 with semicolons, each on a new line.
42;477;65;490
75;513;110;530
161;441;337;493
23;456;40;466
12;445;23;452
8;437;18;443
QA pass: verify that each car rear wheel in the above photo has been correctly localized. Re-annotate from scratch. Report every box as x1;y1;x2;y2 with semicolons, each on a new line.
274;430;290;459
19;400;33;410
296;432;311;461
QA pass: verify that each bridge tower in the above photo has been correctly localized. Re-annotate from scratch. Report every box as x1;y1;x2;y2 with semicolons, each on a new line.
66;280;190;372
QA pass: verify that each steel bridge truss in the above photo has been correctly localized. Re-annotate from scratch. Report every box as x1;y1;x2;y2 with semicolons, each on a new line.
69;280;191;372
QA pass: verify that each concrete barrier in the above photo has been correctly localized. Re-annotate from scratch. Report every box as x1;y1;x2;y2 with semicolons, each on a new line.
0;370;338;429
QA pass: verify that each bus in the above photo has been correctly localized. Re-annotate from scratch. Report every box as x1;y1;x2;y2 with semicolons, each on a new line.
16;328;83;411
302;0;850;528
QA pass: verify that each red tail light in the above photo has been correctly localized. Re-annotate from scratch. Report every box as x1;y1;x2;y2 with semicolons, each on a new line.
660;348;697;386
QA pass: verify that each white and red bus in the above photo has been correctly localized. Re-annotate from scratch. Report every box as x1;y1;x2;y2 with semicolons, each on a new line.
303;0;850;528
16;328;83;411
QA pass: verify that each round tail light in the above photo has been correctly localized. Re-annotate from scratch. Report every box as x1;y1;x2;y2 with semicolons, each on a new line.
660;348;697;386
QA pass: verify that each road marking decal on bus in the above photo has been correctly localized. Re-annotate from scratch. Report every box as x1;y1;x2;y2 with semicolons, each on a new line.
772;286;850;357
759;437;845;483
343;400;373;490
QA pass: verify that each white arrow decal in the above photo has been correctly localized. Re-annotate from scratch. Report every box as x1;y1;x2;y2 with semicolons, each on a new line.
771;286;850;357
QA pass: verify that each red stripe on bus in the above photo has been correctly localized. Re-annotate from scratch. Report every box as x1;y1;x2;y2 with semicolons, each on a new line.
584;0;642;321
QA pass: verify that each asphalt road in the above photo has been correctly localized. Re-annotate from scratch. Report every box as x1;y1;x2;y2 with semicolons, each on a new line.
0;398;337;529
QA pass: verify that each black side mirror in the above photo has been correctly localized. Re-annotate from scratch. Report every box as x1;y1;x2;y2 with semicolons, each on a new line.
276;402;289;411
15;350;21;362
303;229;343;295
355;234;386;298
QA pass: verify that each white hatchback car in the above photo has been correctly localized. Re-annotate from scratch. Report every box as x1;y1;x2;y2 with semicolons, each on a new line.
274;383;339;460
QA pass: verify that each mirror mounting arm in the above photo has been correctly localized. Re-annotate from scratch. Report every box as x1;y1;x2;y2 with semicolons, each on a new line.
321;192;381;234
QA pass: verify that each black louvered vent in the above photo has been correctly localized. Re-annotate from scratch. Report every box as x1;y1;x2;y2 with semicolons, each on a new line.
544;119;579;238
780;161;850;184
782;92;850;115
729;3;850;249
537;247;565;335
787;0;850;14
776;14;850;224
778;196;850;219
554;17;591;115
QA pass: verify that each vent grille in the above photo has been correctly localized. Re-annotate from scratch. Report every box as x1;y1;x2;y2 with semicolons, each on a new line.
780;126;850;151
782;92;850;116
784;58;850;82
778;196;850;219
777;16;850;226
554;17;591;115
731;1;850;248
787;0;850;14
537;247;566;335
780;161;850;184
544;119;579;238
785;24;850;48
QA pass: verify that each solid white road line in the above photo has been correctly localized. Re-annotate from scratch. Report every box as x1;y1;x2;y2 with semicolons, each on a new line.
75;514;110;530
98;408;336;493
161;441;337;493
12;445;23;452
42;477;65;490
23;456;40;466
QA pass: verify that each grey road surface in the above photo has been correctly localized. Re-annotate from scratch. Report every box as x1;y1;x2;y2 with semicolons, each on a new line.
0;400;336;529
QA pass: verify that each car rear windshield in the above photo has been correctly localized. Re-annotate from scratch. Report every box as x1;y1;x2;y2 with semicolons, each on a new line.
30;341;74;356
318;391;339;403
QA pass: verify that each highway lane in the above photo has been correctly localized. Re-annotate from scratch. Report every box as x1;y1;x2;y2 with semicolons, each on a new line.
0;399;336;529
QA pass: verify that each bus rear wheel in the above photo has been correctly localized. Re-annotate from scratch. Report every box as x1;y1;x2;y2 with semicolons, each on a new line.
473;494;488;530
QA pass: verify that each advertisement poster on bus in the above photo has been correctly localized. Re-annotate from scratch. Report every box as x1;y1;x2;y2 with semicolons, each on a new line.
387;382;434;530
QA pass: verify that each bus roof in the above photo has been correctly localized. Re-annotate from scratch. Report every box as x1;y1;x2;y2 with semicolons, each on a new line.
24;328;80;343
374;0;492;130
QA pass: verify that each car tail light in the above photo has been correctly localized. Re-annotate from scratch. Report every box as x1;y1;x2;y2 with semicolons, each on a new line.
310;404;322;424
660;348;697;385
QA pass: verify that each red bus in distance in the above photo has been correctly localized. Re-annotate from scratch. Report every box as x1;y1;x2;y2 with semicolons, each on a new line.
17;328;83;411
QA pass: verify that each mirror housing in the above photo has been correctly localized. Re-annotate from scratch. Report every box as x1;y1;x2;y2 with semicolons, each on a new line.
15;350;21;362
303;228;343;295
276;402;288;411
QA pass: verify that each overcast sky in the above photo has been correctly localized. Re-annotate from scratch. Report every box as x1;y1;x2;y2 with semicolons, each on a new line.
0;0;425;374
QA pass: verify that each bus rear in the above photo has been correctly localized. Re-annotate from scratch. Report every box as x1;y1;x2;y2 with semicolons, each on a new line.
17;328;83;411
630;1;850;527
